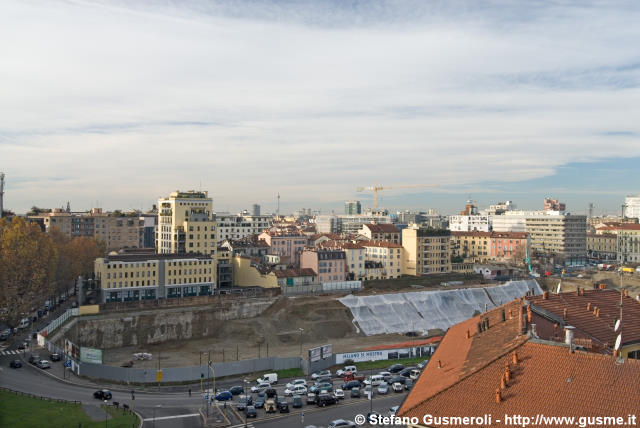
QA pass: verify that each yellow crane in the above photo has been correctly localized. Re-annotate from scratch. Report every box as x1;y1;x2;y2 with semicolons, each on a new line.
355;184;439;211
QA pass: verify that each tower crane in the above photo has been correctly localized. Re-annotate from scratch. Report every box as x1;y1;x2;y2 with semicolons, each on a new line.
355;184;439;211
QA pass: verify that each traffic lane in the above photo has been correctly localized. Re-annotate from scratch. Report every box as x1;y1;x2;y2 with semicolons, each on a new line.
251;393;405;428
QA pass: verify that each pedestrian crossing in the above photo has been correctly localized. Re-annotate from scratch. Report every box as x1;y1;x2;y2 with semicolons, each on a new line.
0;350;21;356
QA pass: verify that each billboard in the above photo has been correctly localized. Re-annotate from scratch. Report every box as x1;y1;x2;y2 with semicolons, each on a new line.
80;347;103;364
309;347;322;363
64;339;79;360
321;344;332;359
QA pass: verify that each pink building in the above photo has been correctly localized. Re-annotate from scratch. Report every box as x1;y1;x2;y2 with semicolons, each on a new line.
300;249;346;284
489;232;529;260
258;231;308;265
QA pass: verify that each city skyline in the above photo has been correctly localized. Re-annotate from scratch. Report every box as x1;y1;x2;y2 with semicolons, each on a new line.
2;1;640;214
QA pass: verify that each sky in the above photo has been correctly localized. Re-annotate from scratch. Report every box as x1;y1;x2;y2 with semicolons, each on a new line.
1;0;639;215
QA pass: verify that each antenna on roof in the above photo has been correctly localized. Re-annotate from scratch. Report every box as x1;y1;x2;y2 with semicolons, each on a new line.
614;333;622;351
614;319;621;332
556;282;562;294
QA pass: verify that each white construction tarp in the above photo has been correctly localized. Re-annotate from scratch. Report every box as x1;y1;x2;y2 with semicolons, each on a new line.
339;280;541;336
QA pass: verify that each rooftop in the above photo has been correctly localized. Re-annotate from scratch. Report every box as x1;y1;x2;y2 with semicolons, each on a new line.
360;240;403;248
361;223;400;233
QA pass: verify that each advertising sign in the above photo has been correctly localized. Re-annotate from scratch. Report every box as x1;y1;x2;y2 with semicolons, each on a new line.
308;347;322;362
65;339;79;360
79;347;103;364
321;344;332;359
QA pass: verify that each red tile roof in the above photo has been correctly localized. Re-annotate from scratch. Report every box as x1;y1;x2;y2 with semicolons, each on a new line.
618;223;640;230
526;289;640;348
361;240;403;248
399;298;640;423
362;223;400;234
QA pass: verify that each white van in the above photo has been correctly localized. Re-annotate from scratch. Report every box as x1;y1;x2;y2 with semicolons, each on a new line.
18;318;30;329
364;374;385;386
257;373;278;384
409;369;421;380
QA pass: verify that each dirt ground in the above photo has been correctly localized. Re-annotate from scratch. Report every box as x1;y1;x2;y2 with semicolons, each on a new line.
538;270;640;297
101;294;435;369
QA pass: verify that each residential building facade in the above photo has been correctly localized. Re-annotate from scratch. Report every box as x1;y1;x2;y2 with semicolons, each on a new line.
402;226;452;275
361;241;403;279
300;249;346;283
358;223;401;244
215;211;272;243
617;224;640;264
586;233;617;260
258;230;308;265
448;215;491;232
625;195;640;219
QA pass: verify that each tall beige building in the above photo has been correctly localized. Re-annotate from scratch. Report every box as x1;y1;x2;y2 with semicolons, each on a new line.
525;213;586;265
157;191;217;255
402;226;452;275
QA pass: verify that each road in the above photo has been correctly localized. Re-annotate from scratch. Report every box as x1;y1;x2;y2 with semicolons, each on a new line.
1;348;410;428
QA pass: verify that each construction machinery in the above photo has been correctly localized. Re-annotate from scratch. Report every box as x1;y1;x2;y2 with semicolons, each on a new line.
355;184;439;211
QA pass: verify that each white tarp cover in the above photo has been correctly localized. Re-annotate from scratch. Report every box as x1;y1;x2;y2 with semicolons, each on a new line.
339;280;541;336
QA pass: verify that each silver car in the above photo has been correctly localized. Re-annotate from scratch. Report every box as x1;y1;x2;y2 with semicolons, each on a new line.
377;382;389;395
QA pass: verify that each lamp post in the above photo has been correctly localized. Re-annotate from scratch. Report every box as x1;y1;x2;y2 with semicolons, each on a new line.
243;379;249;428
298;328;304;357
103;399;108;428
369;361;373;416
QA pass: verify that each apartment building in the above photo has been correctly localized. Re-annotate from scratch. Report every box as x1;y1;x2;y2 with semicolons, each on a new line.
318;241;366;281
216;246;233;288
490;232;529;261
95;252;216;303
402;226;452;275
215;211;272;243
617;224;640;264
448;215;491;232
30;208;142;251
451;231;491;262
258;230;308;265
625;195;640;220
586;233;617;260
344;200;362;215
300;249;346;284
358;223;401;244
361;241;403;279
525;212;586;265
156;191;217;255
315;213;391;234
543;197;566;211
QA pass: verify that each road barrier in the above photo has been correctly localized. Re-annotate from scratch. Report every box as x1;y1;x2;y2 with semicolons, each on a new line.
0;386;81;405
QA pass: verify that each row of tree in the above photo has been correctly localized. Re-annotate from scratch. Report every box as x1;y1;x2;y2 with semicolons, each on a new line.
0;217;103;328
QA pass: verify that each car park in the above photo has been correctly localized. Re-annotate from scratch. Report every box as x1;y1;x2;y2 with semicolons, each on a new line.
284;385;307;396
317;393;337;407
229;385;244;395
311;369;331;379
245;405;257;418
251;382;270;393
93;389;112;400
328;420;356;428
214;391;233;401
9;360;22;368
388;363;404;373
49;353;61;362
350;387;361;398
37;360;51;369
341;380;361;390
377;382;389;395
334;389;345;400
286;379;307;389
292;395;303;408
392;382;404;392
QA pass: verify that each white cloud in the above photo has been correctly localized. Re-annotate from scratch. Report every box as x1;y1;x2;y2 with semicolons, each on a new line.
1;0;639;213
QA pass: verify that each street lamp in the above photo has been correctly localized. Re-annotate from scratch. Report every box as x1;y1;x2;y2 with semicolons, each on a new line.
298;328;304;356
243;379;250;428
369;361;374;416
103;399;108;428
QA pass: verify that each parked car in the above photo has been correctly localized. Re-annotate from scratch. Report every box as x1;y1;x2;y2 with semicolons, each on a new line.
317;393;337;407
265;398;277;413
236;395;252;411
389;375;406;385
245;406;257;418
0;331;9;341
417;359;429;370
256;373;278;384
292;395;303;408
93;389;112;400
405;378;414;391
409;369;421;380
284;385;307;396
389;405;399;416
17;342;26;350
311;370;331;380
388;363;404;373
367;411;382;423
341;380;361;390
363;374;385;386
306;392;316;404
265;388;277;398
333;389;345;400
49;353;61;362
309;382;333;394
350;387;361;398
251;382;270;393
392;382;404;392
364;385;374;398
377;371;393;382
214;391;233;401
285;379;307;389
279;401;290;413
399;367;416;378
336;365;357;377
254;394;266;409
328;420;356;428
377;382;389;395
28;354;41;365
315;375;333;385
229;385;244;395
37;360;51;369
9;360;22;368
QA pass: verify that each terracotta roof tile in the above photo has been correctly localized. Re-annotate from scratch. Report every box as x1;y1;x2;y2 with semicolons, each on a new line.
362;223;400;233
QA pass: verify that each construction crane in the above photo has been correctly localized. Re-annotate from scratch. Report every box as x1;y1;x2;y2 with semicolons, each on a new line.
0;172;4;218
355;184;439;211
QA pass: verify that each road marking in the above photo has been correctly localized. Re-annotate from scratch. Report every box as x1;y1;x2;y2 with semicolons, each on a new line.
142;413;200;421
229;424;255;428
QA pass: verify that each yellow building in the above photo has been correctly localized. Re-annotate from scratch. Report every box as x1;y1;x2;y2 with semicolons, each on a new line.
95;252;216;302
617;224;640;264
361;241;403;279
232;256;278;288
402;226;452;275
586;233;617;260
450;231;491;262
157;191;217;255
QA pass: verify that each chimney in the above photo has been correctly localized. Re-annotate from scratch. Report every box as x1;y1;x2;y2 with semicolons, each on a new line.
505;367;511;382
543;291;549;300
466;329;470;339
530;323;537;337
485;317;490;330
512;351;519;365
519;305;526;334
437;359;442;369
596;308;600;317
587;302;591;311
563;308;568;320
477;322;482;334
508;309;513;319
501;308;506;322
576;287;580;296
495;389;502;403
565;325;575;348
527;311;532;323
500;376;507;390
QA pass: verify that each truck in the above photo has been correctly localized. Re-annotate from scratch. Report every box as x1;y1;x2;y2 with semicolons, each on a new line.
342;372;366;383
598;263;615;271
256;373;278;385
620;267;635;274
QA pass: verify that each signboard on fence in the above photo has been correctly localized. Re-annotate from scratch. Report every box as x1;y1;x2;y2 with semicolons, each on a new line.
335;347;413;364
65;339;79;360
321;344;332;359
80;347;103;364
309;347;322;362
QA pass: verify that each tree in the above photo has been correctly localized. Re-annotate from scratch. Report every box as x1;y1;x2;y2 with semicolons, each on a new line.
0;218;57;327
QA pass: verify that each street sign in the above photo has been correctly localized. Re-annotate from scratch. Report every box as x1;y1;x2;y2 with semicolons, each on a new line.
156;370;163;382
65;360;72;368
